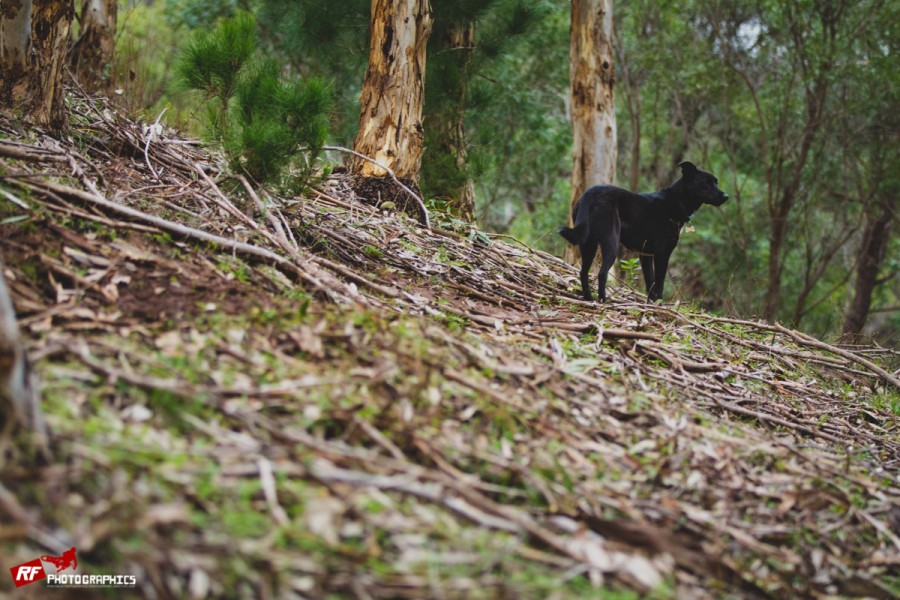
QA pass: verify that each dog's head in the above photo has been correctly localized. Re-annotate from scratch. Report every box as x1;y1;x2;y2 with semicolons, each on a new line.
678;161;729;206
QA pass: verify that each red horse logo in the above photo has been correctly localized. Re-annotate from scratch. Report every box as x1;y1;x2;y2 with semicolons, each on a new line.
40;547;77;573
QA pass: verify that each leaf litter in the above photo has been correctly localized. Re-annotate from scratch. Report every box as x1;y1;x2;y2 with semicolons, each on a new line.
0;90;898;599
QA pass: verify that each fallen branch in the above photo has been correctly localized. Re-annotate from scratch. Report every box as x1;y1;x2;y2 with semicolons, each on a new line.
542;320;662;341
774;324;900;390
0;141;67;163
18;177;290;265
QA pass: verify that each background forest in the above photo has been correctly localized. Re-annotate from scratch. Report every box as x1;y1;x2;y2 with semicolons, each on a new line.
95;0;900;343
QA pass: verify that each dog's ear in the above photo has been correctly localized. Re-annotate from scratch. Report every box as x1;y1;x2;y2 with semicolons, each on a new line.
678;161;698;178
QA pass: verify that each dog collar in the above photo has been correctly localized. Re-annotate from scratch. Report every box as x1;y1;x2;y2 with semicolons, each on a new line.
675;199;693;222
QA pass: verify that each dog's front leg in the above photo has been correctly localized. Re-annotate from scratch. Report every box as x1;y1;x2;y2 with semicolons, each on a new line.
640;254;655;300
650;250;672;302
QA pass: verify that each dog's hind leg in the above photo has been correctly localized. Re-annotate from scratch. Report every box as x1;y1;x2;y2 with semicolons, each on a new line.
640;254;655;300
578;241;598;301
596;227;620;302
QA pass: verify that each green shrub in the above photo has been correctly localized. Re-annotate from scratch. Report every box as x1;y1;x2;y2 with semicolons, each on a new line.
174;12;331;191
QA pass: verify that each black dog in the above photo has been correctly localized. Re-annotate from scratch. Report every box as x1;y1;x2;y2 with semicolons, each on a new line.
558;162;728;302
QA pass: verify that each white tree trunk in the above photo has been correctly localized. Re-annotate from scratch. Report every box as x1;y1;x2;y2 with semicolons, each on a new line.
0;0;72;130
30;0;73;129
566;0;617;262
350;0;433;181
570;0;617;194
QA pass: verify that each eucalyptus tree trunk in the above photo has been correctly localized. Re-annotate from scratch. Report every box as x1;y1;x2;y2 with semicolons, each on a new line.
0;0;33;107
70;0;116;90
30;0;72;129
0;0;73;130
350;0;433;183
566;0;616;263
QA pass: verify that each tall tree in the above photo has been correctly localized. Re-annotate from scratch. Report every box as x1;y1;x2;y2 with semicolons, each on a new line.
350;0;433;190
843;197;895;338
69;0;117;90
566;0;616;262
841;16;900;338
0;0;73;130
422;0;544;224
760;1;843;322
423;11;477;222
257;0;545;224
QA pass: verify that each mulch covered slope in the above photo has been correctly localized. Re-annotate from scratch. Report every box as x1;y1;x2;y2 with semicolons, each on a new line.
1;92;898;599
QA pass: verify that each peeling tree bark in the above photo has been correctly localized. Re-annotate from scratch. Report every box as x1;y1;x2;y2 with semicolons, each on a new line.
70;0;116;91
350;0;432;183
566;0;617;264
0;0;33;107
30;0;73;130
0;0;72;130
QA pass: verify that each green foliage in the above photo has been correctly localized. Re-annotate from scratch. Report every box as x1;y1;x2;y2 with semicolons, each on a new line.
506;174;571;256
175;12;331;190
256;0;370;143
422;0;558;219
474;4;572;238
611;0;900;341
255;0;568;224
176;11;256;101
619;257;641;290
164;0;239;29
112;1;188;122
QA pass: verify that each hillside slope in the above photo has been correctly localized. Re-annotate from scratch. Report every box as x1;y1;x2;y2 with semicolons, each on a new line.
1;94;899;599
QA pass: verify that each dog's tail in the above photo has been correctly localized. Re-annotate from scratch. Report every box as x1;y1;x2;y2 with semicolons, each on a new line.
557;204;590;246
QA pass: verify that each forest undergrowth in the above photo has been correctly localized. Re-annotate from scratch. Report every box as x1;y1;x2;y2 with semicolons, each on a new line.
1;91;898;599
